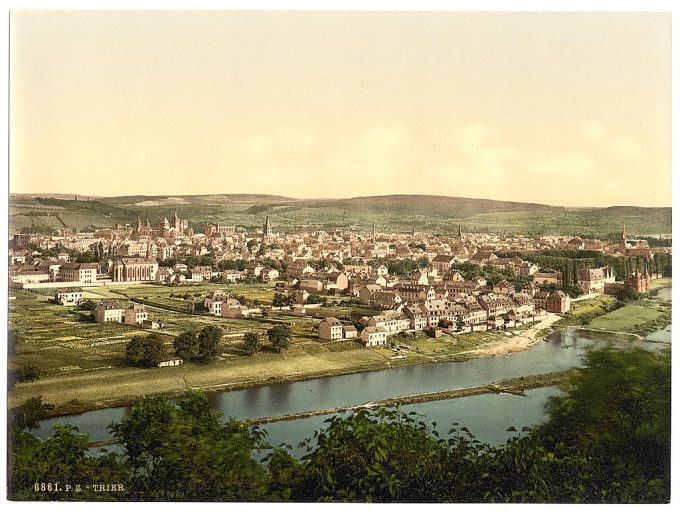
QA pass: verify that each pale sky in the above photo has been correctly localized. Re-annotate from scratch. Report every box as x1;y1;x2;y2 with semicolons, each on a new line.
9;11;672;207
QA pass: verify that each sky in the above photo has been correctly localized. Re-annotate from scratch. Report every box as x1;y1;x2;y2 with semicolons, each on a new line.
9;10;672;207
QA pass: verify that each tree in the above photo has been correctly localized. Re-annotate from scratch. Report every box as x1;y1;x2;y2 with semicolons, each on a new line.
78;299;98;311
197;325;223;360
243;332;260;355
125;334;167;367
267;325;291;353
110;390;269;501
174;330;199;361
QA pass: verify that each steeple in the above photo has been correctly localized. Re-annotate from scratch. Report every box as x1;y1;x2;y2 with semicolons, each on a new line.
458;226;463;240
620;224;627;243
263;215;272;239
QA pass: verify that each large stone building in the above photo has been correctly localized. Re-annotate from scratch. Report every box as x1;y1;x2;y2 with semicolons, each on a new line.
59;262;98;283
95;301;124;323
110;257;158;282
576;267;615;294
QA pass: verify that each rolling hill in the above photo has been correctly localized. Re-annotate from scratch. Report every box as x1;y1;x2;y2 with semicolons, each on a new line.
8;193;672;237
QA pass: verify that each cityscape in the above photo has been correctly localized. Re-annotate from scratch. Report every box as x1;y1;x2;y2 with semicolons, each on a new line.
7;9;672;505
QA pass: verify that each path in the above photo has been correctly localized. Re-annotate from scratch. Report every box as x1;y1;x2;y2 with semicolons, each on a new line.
458;313;561;357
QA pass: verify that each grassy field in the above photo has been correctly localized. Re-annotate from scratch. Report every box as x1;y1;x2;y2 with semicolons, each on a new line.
8;285;322;377
587;297;671;335
555;295;619;328
648;278;672;292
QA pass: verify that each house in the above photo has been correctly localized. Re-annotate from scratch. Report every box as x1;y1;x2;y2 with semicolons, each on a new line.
95;301;124;323
469;251;498;266
403;304;428;330
192;265;214;281
367;311;410;334
546;290;571;313
221;299;258;318
293;289;311;304
522;282;538;297
342;325;358;339
532;271;562;286
576;267;615;294
260;268;280;282
59;263;98;283
318;317;344;340
373;264;389;277
156;267;175;284
518;262;540;277
158;357;184;367
10;270;50;284
54;287;84;305
287;261;316;278
533;291;550;311
221;270;247;283
360;326;388;347
204;290;230;316
124;304;148;325
492;280;513;294
432;255;456;274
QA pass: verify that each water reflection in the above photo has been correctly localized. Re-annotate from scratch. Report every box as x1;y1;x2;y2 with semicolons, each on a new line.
36;330;617;444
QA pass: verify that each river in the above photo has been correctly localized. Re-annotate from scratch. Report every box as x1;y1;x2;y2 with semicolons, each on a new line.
36;328;628;455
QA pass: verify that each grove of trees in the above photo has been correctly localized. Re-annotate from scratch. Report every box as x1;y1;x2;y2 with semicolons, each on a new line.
173;325;224;362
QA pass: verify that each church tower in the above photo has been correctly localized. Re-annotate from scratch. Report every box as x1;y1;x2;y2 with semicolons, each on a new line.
172;210;182;234
263;215;273;240
160;217;170;237
619;224;628;252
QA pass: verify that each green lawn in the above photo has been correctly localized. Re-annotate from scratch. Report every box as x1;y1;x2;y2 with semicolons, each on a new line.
649;277;672;292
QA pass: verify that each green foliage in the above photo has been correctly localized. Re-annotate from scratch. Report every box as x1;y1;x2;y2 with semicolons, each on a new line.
197;325;223;360
15;364;42;383
174;326;223;362
110;390;269;501
125;334;167;367
243;332;260;355
272;292;295;307
9;396;54;432
77;299;98;311
174;330;199;361
8;425;126;501
7;348;671;503
480;347;671;503
267;324;291;353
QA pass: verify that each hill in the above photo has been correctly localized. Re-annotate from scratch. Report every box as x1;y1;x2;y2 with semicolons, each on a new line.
8;193;672;237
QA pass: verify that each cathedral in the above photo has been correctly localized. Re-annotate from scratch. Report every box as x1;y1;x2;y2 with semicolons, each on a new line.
131;210;190;240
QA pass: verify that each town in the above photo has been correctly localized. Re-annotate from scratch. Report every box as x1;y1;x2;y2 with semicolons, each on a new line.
9;209;671;366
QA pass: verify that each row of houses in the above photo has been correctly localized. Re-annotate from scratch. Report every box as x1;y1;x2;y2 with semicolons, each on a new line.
318;287;569;347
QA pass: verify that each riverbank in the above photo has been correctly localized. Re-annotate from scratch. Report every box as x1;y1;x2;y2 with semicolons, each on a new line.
9;314;561;418
9;287;669;418
457;313;561;357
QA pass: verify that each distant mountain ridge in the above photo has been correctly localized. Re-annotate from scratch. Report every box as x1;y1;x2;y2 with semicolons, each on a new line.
10;193;671;212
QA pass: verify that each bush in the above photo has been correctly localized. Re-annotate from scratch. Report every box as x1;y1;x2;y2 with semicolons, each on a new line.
125;334;167;367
